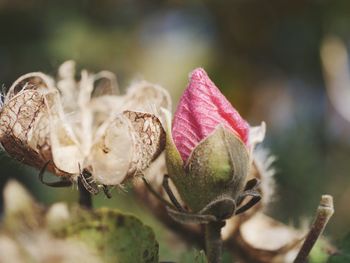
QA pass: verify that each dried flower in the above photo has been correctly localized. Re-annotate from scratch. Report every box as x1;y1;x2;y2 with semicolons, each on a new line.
0;61;171;187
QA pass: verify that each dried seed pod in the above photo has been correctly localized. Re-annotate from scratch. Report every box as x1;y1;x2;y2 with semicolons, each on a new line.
85;111;166;185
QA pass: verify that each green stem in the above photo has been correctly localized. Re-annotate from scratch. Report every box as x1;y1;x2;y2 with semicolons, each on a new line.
142;176;176;210
205;221;225;263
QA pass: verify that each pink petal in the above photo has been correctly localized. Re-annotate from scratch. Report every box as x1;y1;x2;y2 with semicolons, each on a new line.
172;68;249;162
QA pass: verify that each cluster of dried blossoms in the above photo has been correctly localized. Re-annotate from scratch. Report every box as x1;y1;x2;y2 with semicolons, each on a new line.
0;62;331;263
0;61;170;190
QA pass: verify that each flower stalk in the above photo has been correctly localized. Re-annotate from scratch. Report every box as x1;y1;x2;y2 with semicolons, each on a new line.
205;221;225;263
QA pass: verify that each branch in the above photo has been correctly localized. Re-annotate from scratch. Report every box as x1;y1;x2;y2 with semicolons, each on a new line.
294;195;334;263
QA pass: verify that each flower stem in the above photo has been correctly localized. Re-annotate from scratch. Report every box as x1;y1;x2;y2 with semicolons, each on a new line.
205;221;225;263
294;195;334;263
141;176;176;210
78;177;93;209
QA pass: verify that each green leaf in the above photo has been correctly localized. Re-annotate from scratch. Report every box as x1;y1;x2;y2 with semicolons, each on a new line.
56;207;159;263
327;233;350;263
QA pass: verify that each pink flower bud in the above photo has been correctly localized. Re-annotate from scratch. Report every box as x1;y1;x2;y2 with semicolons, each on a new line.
172;68;249;162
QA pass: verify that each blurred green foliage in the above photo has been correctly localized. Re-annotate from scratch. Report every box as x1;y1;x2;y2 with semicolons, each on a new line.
56;207;159;263
327;233;350;263
1;0;350;260
179;249;207;263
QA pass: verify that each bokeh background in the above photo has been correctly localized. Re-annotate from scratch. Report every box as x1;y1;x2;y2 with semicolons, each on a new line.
1;0;350;260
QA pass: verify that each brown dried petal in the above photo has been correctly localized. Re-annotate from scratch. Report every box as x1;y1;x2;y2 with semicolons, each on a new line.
124;110;166;176
0;73;61;174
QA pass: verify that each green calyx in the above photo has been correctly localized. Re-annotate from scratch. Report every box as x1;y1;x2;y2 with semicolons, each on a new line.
163;109;250;217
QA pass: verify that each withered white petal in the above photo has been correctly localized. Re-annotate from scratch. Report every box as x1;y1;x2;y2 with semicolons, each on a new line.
122;81;172;117
92;71;119;97
248;122;266;151
49;118;83;175
253;147;276;207
85;114;134;185
238;212;303;262
57;60;78;111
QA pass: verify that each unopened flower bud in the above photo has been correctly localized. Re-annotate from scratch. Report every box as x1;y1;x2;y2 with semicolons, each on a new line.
165;68;250;219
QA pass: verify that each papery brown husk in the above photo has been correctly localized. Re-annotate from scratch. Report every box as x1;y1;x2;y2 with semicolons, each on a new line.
0;73;70;178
